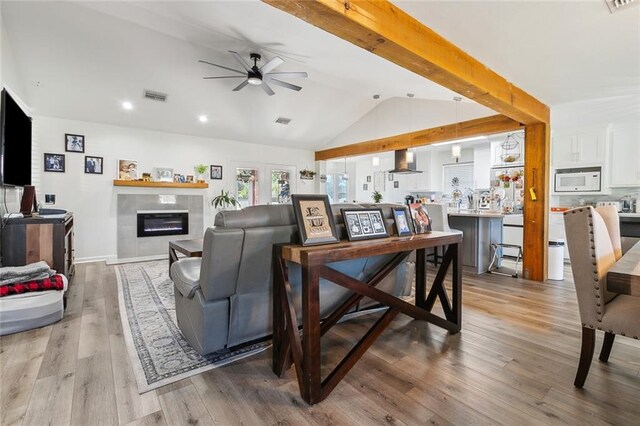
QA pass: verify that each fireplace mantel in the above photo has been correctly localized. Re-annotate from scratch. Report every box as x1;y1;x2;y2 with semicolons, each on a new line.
113;180;208;189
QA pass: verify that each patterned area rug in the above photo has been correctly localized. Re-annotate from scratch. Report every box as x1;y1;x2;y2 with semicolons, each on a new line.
115;260;269;393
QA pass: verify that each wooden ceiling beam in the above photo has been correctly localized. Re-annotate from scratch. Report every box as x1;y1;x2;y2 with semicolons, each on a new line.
262;0;550;125
315;114;522;161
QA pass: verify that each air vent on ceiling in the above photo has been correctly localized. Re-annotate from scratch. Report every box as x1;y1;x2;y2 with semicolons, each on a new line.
605;0;638;13
143;89;168;102
275;117;292;125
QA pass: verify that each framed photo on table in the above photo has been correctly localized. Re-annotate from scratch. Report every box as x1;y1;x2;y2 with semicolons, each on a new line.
391;207;413;237
291;194;340;246
409;203;432;234
341;208;389;241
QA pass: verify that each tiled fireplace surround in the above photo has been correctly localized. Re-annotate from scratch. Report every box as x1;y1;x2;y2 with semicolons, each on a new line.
117;194;204;260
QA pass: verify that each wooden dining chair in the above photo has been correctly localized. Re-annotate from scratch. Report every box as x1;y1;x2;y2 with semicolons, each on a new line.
564;206;640;388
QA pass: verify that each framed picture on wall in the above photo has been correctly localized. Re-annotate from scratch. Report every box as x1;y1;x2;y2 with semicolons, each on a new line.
394;181;399;188
291;194;339;246
84;156;103;174
341;208;389;241
65;133;85;153
210;165;223;180
44;153;65;172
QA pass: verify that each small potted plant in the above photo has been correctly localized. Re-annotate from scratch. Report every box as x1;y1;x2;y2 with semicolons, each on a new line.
211;190;238;210
372;190;383;203
194;164;208;183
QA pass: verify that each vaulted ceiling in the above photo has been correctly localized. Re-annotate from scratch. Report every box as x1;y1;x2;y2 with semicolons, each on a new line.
2;1;638;150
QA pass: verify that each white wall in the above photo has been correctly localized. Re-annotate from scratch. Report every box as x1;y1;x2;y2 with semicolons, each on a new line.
327;97;494;148
33;116;316;262
1;7;31;216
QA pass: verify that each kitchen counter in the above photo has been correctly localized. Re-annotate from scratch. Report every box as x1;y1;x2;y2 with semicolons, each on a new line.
448;211;504;218
448;213;503;274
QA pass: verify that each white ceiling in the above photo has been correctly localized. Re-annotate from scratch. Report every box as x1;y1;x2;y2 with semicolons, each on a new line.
3;1;638;151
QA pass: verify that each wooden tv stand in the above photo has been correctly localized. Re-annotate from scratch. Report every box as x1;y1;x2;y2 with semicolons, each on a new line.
1;213;75;282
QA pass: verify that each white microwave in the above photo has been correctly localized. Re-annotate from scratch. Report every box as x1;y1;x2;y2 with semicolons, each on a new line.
554;167;602;192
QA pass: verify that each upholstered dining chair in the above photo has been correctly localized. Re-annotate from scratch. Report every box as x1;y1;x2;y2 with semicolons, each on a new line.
424;203;461;265
563;206;640;388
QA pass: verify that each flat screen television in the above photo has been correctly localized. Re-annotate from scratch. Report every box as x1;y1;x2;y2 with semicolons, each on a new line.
1;89;33;187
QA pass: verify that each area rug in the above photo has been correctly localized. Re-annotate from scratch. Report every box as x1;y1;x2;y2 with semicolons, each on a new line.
115;260;269;393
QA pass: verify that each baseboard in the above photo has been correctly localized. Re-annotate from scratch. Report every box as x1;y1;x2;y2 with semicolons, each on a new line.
109;254;169;265
75;255;111;264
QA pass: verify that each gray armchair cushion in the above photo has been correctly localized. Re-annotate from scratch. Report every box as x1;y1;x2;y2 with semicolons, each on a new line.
171;258;201;298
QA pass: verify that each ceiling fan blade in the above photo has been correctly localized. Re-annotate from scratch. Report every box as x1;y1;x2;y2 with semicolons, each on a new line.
260;81;275;96
232;80;250;92
203;76;246;79
229;51;252;72
198;60;245;75
265;71;308;79
265;78;302;92
259;56;284;75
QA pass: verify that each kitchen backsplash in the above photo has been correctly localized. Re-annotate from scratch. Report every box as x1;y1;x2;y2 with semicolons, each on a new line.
554;187;640;207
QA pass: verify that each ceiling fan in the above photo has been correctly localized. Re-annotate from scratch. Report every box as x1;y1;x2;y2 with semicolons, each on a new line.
199;51;308;96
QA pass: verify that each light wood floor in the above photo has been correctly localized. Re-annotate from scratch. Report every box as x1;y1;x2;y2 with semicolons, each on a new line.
2;261;640;426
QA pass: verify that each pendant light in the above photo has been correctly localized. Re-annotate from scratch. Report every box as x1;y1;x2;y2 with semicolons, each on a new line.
451;97;462;162
342;157;349;180
407;92;415;163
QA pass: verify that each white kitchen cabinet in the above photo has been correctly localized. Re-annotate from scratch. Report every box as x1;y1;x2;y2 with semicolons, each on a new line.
552;125;609;166
609;123;640;187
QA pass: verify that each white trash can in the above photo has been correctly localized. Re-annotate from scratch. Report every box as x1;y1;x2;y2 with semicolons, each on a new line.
548;239;565;281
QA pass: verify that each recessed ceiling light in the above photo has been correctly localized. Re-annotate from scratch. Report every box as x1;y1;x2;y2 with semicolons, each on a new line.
122;101;133;110
198;115;208;123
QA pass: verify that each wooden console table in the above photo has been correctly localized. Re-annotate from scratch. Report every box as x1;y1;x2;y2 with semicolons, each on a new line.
272;231;463;405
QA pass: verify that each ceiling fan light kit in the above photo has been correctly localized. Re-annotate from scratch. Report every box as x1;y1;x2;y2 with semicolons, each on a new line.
200;51;308;96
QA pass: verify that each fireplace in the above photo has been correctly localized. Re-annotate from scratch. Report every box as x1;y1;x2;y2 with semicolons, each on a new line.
137;210;189;238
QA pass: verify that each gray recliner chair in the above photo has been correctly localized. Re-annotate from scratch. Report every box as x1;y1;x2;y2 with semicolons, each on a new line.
171;203;413;355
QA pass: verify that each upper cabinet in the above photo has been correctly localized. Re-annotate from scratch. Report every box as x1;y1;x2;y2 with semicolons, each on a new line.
609;123;640;187
552;125;609;167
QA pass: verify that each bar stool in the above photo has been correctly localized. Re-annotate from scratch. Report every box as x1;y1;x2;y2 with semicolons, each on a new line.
487;243;523;277
424;203;462;265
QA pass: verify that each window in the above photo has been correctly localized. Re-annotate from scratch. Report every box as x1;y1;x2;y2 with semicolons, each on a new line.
326;174;348;203
236;168;258;208
271;170;291;204
443;163;474;195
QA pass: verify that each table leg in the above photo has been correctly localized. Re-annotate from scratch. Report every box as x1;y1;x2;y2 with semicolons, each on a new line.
168;247;178;279
452;241;462;330
301;264;322;405
272;251;286;376
415;248;426;308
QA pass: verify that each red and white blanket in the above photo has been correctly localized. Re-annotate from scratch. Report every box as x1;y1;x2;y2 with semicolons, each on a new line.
0;274;66;297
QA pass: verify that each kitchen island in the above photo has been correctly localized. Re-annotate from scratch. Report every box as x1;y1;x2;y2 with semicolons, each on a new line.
448;211;503;274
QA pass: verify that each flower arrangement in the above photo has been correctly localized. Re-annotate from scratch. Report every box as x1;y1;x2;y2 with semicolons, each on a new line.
299;169;316;180
496;170;523;188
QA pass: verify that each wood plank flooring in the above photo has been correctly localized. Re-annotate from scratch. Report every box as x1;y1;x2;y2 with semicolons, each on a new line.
1;261;639;425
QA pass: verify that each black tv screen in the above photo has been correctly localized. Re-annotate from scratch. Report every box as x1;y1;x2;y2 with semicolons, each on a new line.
1;89;32;187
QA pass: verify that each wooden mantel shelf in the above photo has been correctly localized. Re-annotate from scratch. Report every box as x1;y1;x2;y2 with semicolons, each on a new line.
113;180;209;189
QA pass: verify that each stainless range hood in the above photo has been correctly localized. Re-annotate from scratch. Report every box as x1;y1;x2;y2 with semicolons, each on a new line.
388;149;422;174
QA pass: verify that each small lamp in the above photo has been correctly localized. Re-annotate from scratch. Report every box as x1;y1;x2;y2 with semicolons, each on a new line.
451;144;461;163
